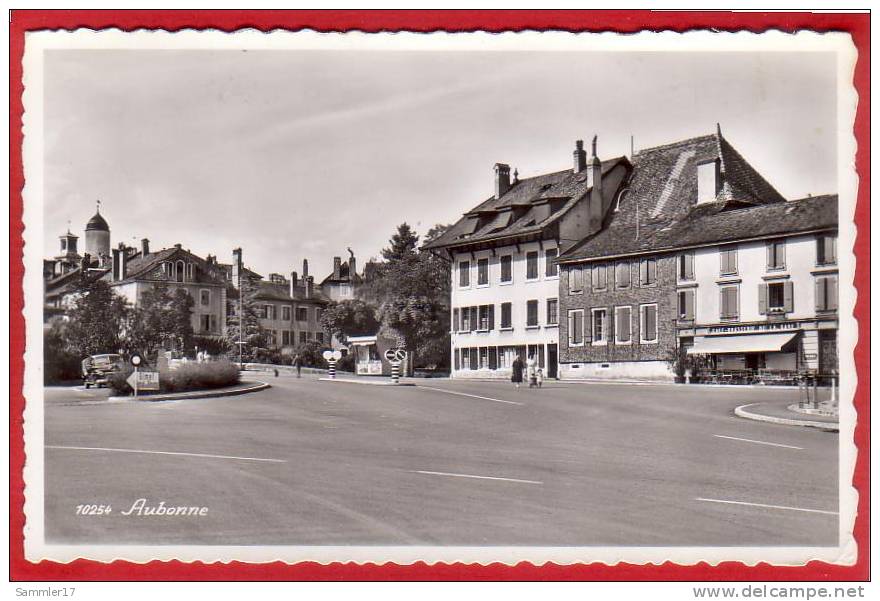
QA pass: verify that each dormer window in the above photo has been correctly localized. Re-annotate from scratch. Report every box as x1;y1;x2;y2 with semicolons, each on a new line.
697;160;720;204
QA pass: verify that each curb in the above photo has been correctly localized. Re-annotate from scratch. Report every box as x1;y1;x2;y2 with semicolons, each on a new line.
734;403;839;432
109;380;271;402
318;377;415;387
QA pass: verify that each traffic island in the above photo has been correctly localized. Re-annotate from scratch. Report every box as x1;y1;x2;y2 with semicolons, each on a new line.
108;380;270;402
318;376;415;386
734;401;839;432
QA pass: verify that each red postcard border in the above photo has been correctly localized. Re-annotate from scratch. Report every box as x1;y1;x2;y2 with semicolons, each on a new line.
9;9;870;582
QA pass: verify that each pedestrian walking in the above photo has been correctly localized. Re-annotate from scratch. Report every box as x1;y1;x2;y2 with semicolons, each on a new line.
527;355;537;388
511;355;524;388
536;367;544;388
293;353;302;378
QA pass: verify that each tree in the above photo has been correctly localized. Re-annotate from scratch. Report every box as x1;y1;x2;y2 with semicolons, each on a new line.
126;282;195;359
64;276;128;358
373;223;452;373
224;277;269;363
320;299;380;345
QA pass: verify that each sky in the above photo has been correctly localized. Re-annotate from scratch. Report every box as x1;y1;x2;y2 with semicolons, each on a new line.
43;48;838;279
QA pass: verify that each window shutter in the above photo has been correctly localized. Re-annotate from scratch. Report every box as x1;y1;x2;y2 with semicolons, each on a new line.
815;278;825;311
488;347;498;370
568;312;574;345
721;288;730;318
469;306;477;331
828;277;838;311
453;308;459;331
733;287;739;317
758;283;768;315
583;310;592;343
783;281;794;313
454;349;460;370
488;304;495;330
639;260;647;286
685;290;695;320
830;236;837;263
766;244;773;269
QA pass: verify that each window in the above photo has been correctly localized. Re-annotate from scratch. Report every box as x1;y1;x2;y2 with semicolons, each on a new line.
767;240;786;270
817;234;837;265
500;302;512;329
282;305;291;321
768;282;785;310
316;332;324;343
568;266;583;293
478;305;489;330
759;281;793;314
678;289;695;320
546;298;558;325
500;255;512;283
176;260;185;283
264;304;276;320
720;247;738;275
316;308;323;322
526;300;539;327
640;258;657;286
282;331;290;346
477;258;489;286
187;263;195;280
299;331;307;344
592;264;607;291
479;347;489;369
592;309;608;344
200;314;211;332
568;309;584;346
697;160;719;204
199;289;210;306
640;304;658;343
452;308;459;332
526;251;539;279
616;262;630;288
296;307;308;322
459;261;470;287
461;307;471;331
678;252;695;281
720;286;739;320
545;248;558;277
815;276;838;311
615;306;632;344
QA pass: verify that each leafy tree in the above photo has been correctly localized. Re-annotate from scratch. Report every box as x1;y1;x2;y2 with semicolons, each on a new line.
320;299;380;345
126;282;195;359
224;277;269;363
43;317;82;383
373;223;452;373
64;276;128;358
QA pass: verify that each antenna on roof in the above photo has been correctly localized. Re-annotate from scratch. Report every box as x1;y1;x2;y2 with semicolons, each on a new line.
630;135;634;158
96;199;101;213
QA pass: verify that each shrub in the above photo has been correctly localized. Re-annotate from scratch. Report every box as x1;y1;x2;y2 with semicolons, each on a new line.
336;352;356;373
108;360;240;396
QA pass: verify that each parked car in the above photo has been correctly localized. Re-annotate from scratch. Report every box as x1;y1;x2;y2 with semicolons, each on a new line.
82;353;124;388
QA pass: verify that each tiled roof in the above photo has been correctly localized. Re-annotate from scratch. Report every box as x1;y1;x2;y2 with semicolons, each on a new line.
106;247;228;285
559;129;795;262
422;157;628;250
559;194;837;263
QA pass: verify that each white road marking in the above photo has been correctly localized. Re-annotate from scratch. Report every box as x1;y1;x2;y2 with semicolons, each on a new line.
713;434;803;450
46;445;286;464
413;470;541;485
695;497;838;516
417;386;524;406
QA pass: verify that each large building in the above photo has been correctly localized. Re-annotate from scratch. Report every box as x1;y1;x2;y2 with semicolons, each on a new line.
424;138;631;379
556;127;838;381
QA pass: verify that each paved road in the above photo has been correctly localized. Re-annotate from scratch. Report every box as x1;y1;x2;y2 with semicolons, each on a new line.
44;375;838;546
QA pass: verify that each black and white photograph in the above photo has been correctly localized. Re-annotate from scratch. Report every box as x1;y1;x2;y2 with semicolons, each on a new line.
22;28;858;566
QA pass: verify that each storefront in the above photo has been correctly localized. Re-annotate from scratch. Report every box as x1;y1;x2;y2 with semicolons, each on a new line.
682;320;838;384
346;333;408;377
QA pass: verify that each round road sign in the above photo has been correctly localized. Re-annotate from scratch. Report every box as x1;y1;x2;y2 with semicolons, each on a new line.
394;349;407;362
130;353;143;367
322;350;333;361
331;350;342;361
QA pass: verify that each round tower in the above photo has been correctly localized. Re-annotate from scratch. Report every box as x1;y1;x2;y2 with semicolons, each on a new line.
84;204;110;261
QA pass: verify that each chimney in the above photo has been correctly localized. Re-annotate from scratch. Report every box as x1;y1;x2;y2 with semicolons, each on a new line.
348;254;356;281
112;244;127;281
589;135;604;232
573;139;587;174
141;238;150;257
289;271;298;296
305;276;314;299
333;256;342;279
302;258;309;281
494;163;511;199
232;248;243;289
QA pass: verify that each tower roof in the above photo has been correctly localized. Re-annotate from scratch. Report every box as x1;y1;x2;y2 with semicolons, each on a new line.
85;211;109;232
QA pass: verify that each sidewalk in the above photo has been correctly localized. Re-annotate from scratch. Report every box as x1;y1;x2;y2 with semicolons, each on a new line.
108;380;270;402
735;400;839;431
318;375;415;386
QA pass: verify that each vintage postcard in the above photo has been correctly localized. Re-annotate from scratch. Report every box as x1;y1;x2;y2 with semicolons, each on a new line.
16;24;863;573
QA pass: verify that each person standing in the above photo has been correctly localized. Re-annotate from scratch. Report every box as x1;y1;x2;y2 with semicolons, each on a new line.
526;355;537;388
511;355;524;388
536;366;544;388
293;353;302;378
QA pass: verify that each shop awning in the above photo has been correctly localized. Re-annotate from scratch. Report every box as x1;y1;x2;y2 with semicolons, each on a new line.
687;332;798;355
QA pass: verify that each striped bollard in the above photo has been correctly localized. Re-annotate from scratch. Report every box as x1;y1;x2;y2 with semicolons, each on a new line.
391;361;400;385
328;359;336;379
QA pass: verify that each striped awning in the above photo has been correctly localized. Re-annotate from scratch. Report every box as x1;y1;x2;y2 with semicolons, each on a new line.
687;332;798;355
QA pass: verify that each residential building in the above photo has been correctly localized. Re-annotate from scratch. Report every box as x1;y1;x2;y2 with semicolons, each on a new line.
557;127;838;380
424;138;631;379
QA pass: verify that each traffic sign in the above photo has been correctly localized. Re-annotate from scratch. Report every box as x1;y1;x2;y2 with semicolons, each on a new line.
322;350;333;361
130;353;143;367
127;370;159;391
331;350;342;361
384;349;397;362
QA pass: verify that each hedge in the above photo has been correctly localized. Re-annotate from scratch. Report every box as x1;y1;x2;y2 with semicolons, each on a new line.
109;360;240;396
